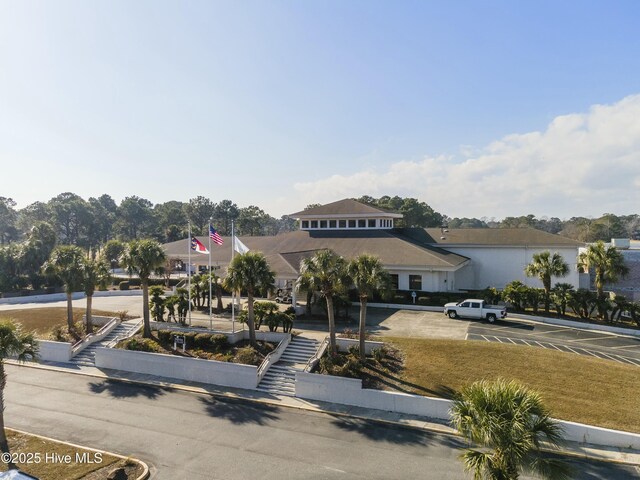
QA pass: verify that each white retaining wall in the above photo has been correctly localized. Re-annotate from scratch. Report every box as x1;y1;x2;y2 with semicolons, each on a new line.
148;322;288;345
38;340;72;363
94;348;258;389
0;290;142;305
295;372;640;449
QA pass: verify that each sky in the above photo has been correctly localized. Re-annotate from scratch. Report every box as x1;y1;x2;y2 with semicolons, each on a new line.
1;0;639;220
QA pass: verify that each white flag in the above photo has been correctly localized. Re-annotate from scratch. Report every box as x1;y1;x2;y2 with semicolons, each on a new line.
233;237;250;254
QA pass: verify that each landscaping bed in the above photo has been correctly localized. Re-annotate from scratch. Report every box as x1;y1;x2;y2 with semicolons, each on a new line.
0;429;144;479
117;330;276;366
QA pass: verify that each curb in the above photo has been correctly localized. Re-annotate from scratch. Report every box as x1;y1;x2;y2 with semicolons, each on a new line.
6;427;150;480
10;360;640;468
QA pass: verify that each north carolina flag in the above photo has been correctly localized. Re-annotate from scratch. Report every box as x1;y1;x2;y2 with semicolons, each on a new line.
191;236;209;254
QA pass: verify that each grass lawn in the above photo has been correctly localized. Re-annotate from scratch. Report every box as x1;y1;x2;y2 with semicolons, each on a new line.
380;337;640;433
0;429;143;479
0;308;123;337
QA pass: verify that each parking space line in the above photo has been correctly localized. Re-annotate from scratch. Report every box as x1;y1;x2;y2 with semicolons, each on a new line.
599;351;626;363
625;357;640;367
534;341;547;349
580;349;605;359
610;344;640;350
563;345;582;355
493;336;505;344
520;339;533;347
547;343;564;352
481;335;492;342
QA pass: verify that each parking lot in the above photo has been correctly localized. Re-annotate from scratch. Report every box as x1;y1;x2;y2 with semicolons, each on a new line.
467;319;640;367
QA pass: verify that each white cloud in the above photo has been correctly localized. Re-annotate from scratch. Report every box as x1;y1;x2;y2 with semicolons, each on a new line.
293;94;640;219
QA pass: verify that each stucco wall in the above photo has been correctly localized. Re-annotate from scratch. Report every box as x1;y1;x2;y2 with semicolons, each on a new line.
38;340;72;363
95;347;258;389
446;246;581;290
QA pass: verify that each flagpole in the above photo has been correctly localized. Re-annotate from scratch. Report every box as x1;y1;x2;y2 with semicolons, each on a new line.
231;219;235;333
208;219;212;331
188;222;192;326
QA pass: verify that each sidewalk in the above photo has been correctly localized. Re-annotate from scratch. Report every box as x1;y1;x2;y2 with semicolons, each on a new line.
11;358;640;468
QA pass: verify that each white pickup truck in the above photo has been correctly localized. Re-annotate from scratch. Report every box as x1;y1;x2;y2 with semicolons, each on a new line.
443;299;507;323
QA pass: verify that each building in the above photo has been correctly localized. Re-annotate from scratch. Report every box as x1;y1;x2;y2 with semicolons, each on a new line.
163;199;586;294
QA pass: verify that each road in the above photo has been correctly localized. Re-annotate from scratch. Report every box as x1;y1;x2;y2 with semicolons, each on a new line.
6;366;638;479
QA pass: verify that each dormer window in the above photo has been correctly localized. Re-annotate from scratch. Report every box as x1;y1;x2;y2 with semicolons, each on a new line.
292;199;403;231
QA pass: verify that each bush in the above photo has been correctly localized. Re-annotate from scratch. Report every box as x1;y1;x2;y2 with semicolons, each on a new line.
118;281;130;291
195;333;212;348
211;334;229;352
234;346;259;365
157;329;172;343
372;346;386;363
123;338;160;352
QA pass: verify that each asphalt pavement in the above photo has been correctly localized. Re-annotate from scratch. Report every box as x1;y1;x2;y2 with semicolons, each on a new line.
7;365;640;479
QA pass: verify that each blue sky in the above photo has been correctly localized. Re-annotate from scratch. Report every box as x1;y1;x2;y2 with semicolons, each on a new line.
1;0;639;219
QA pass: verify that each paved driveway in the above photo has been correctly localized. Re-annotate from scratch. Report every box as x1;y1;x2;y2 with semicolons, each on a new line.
467;319;640;367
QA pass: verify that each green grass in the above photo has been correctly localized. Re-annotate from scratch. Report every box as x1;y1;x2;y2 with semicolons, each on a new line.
0;307;122;337
380;336;640;433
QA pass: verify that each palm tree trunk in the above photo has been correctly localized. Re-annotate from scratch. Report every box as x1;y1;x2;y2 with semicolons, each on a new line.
142;280;151;338
216;286;223;313
0;362;16;470
326;295;337;355
306;290;313;316
247;292;256;347
86;294;93;334
66;292;74;333
359;297;367;362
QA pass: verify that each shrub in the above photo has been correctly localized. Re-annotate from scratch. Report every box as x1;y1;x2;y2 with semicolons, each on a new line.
195;333;212;348
157;329;172;344
234;346;259;365
372;346;386;363
123;338;160;352
118;281;130;291
211;334;229;352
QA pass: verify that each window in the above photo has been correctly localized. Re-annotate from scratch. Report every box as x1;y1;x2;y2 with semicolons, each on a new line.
390;274;399;290
368;219;376;228
339;220;346;228
470;302;481;308
310;220;318;228
409;275;422;290
301;220;309;229
460;302;470;308
358;219;366;228
348;219;356;228
320;220;327;228
329;220;337;228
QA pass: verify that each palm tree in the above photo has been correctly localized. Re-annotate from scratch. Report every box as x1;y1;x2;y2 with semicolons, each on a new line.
524;252;569;313
120;240;167;338
450;378;570;480
297;250;349;355
347;254;391;361
81;257;111;334
43;245;85;334
578;241;629;298
551;283;574;316
223;252;275;347
0;320;38;469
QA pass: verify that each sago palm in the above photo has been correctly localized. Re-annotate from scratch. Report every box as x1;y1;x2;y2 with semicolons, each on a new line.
347;254;391;361
0;320;38;470
120;240;167;338
450;378;570;480
223;252;275;347
524;252;569;314
297;250;349;355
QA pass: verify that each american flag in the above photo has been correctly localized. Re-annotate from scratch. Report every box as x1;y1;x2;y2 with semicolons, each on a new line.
209;225;224;245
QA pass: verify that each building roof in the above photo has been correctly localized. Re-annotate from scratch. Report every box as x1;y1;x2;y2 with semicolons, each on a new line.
163;229;470;277
289;198;402;218
413;227;584;247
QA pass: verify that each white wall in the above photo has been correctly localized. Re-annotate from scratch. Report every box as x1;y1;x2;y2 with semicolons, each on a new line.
295;371;640;449
391;270;449;293
95;348;258;389
447;246;581;290
38;340;72;363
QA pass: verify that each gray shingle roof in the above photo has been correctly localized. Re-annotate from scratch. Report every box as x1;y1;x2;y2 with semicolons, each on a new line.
289;198;402;218
416;227;584;247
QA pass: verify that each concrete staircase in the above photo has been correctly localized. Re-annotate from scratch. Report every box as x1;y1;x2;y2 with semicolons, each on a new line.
70;320;142;367
256;336;320;396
